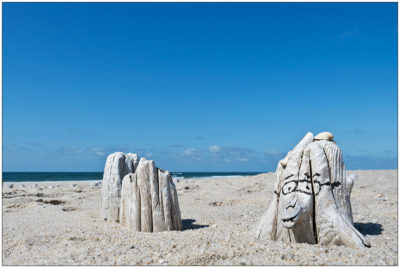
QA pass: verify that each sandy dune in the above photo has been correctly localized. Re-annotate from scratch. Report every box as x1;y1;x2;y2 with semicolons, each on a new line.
2;170;397;265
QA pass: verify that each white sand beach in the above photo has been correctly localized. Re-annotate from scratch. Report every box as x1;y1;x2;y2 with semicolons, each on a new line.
2;170;397;265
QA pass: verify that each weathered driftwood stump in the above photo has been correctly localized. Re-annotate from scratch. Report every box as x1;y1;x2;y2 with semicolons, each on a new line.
255;132;370;248
101;152;139;222
120;158;182;232
100;152;182;232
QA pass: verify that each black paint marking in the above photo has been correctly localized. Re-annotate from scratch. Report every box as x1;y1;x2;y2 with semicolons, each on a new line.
286;200;297;209
295;189;313;195
282;210;300;222
309;160;318;244
310;179;341;196
283;174;294;180
281;179;313;195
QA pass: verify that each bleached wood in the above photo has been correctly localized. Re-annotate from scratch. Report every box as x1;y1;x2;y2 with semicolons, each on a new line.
255;132;370;248
316;140;354;222
119;158;182;232
308;142;370;248
100;152;139;222
170;175;183;231
255;132;314;242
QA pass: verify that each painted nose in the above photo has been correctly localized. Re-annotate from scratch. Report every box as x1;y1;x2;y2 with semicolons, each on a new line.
286;198;297;210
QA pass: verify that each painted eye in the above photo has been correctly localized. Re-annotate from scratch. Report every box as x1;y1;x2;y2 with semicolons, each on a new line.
298;181;313;195
282;181;297;195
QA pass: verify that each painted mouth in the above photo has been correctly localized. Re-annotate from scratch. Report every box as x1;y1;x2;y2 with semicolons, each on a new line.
282;210;300;223
282;208;302;229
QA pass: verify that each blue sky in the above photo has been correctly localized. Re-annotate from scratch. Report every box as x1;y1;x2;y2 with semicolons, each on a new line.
3;3;397;172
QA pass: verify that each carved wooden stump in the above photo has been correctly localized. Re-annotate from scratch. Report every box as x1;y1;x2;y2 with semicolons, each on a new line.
255;132;370;248
119;158;182;232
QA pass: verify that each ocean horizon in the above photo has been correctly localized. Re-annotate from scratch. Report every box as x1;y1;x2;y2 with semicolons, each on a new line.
2;171;266;182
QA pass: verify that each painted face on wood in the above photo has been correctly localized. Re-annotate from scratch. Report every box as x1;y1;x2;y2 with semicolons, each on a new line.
279;152;313;229
255;132;371;248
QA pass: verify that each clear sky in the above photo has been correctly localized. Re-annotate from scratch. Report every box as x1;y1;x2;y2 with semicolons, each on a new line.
3;3;397;172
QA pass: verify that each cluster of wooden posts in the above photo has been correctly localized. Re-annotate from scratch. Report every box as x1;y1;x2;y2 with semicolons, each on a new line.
100;132;370;249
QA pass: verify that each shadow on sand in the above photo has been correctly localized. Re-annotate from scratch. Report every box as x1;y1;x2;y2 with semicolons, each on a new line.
182;219;209;231
354;222;383;236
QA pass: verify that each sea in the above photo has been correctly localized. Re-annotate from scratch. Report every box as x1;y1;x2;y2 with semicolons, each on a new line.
2;172;263;183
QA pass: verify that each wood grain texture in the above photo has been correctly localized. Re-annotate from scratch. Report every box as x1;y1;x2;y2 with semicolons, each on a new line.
255;132;370;248
119;158;182;232
100;152;139;222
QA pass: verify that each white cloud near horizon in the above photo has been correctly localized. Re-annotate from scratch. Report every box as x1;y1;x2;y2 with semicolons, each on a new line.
3;142;397;172
87;147;106;156
183;148;196;156
208;145;221;153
